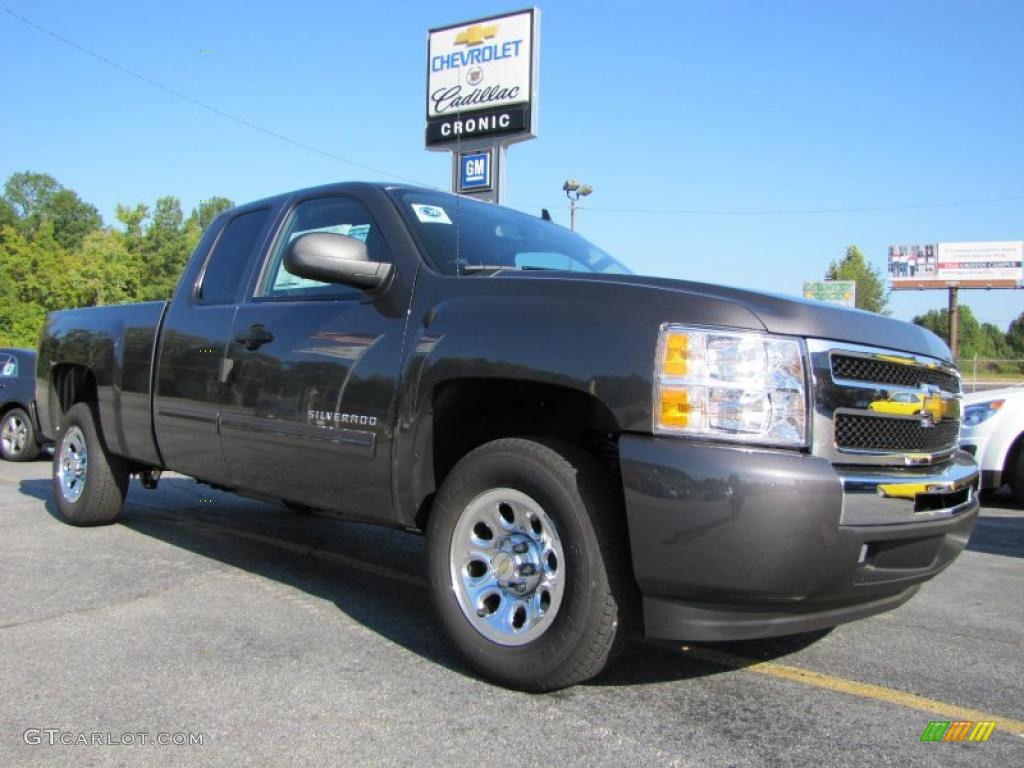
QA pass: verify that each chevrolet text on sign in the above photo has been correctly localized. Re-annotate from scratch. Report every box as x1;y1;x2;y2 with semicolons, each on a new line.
426;9;537;146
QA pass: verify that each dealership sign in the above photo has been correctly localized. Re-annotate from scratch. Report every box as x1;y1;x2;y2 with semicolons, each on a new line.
888;241;1023;288
802;280;856;307
426;9;538;147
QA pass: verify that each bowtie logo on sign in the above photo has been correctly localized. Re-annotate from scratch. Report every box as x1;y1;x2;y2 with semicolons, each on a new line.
454;24;498;46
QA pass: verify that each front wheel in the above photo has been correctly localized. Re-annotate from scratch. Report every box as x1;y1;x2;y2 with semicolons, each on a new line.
1;407;40;461
427;438;636;691
52;402;129;526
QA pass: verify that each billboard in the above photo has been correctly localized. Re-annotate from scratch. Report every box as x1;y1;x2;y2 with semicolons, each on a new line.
426;9;538;147
935;241;1023;282
803;280;856;307
889;241;1023;288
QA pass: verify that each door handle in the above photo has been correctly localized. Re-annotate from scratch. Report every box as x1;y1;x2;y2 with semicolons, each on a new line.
234;324;274;351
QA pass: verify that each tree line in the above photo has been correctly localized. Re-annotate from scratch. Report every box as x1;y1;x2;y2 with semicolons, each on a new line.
0;171;232;348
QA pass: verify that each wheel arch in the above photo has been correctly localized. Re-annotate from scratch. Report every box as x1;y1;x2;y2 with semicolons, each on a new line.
48;363;99;434
0;399;34;420
1002;430;1024;490
406;376;623;531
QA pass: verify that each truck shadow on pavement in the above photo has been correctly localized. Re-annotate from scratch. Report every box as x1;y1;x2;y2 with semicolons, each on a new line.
966;516;1024;559
964;490;1024;559
20;476;833;690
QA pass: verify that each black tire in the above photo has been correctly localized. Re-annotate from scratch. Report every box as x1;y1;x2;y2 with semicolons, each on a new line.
1009;447;1024;505
0;407;40;462
52;402;129;526
426;438;636;691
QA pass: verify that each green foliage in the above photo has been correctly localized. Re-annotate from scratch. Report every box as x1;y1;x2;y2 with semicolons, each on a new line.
189;196;234;233
0;224;77;347
3;171;101;249
1007;311;1024;358
826;245;890;314
136;196;191;302
45;189;103;249
0;198;17;230
4;171;59;219
913;305;1022;372
0;170;233;348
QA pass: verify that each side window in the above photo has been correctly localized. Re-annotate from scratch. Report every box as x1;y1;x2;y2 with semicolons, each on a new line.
260;196;389;300
0;354;16;377
198;208;271;304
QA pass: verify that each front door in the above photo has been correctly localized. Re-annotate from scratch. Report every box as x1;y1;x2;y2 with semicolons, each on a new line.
220;194;411;520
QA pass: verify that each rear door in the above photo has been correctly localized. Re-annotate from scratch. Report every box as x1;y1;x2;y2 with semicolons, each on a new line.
220;192;414;520
153;207;274;484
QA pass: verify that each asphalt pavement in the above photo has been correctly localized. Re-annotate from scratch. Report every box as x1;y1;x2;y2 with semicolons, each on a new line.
1;457;1022;767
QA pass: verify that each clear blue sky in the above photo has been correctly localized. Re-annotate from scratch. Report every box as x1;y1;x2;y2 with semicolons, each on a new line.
3;0;1022;329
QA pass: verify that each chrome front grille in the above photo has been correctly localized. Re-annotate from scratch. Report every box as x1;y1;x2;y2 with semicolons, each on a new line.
807;340;962;466
831;354;960;394
834;412;960;453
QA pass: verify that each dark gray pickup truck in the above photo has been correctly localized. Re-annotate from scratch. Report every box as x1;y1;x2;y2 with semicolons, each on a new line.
37;182;979;690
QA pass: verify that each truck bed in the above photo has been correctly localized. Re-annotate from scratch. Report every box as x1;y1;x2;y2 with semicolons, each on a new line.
38;301;169;467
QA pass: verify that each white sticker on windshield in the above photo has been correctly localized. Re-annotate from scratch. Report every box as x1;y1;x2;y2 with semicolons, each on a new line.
412;204;452;224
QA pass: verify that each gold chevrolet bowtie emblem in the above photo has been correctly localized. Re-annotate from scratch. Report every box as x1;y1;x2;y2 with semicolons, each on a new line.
921;391;944;425
454;24;499;46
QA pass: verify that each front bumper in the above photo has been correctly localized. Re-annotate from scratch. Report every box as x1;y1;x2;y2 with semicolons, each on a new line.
619;436;979;642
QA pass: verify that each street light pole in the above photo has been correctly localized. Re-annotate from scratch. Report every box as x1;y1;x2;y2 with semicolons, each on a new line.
562;179;593;232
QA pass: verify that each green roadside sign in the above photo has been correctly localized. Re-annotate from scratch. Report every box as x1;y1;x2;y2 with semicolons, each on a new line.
803;280;856;307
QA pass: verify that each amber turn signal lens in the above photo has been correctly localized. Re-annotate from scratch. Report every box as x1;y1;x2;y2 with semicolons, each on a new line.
663;332;690;377
660;388;691;428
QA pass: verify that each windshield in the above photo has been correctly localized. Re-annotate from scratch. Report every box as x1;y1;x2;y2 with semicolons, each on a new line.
390;189;632;276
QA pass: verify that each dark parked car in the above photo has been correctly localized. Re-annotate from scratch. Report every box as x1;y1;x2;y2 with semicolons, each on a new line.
1;348;44;461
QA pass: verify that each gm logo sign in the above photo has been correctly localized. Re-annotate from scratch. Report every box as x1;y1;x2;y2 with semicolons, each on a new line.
459;150;492;192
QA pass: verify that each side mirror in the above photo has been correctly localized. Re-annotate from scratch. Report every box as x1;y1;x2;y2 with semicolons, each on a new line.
283;232;393;291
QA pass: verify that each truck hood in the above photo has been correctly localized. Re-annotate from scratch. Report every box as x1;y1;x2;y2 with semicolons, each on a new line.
503;271;953;362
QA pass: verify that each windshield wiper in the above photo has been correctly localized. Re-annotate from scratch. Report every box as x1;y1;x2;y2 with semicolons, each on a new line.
459;265;561;274
460;265;519;272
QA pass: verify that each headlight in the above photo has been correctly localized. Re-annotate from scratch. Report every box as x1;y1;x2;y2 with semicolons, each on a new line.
963;400;1004;427
654;325;808;447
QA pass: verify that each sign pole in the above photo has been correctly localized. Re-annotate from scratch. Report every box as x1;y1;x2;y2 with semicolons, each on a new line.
948;286;959;360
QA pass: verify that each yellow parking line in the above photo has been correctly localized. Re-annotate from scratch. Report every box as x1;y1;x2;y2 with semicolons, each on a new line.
685;646;1024;737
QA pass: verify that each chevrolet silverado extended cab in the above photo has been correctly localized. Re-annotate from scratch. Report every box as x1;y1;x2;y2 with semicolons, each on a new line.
37;182;979;690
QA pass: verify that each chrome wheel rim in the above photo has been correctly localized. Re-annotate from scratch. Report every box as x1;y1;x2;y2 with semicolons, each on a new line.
449;488;566;646
1;414;28;455
58;426;88;503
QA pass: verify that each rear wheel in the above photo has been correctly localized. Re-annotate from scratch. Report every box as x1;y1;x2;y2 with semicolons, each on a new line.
1;407;39;461
427;438;636;691
52;402;129;526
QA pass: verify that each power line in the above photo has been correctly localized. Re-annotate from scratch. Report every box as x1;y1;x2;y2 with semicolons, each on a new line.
511;195;1024;217
1;6;432;186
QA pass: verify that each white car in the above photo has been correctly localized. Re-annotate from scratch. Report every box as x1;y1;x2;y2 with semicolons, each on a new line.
960;385;1024;502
